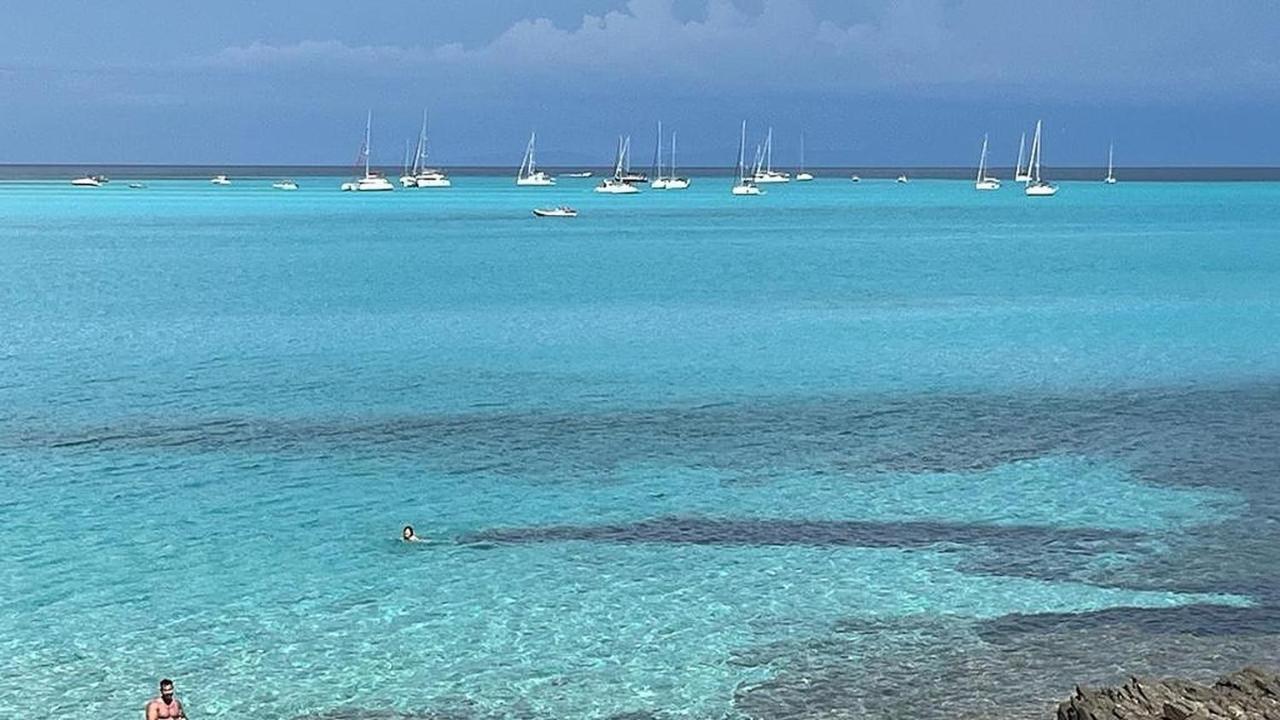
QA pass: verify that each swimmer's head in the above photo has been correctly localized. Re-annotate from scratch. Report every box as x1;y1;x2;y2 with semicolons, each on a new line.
159;679;174;701
402;525;415;540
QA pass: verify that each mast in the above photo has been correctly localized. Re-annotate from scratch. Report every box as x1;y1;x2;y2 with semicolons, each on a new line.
1107;142;1114;178
671;131;677;177
765;127;774;173
403;139;412;176
520;132;535;178
799;132;805;173
1031;120;1042;183
977;134;987;182
613;136;624;179
653;121;663;180
364;110;373;177
623;135;632;174
1015;132;1026;179
737;120;747;183
416;109;429;174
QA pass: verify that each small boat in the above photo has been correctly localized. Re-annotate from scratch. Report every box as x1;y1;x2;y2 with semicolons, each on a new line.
849;175;861;183
596;136;641;194
1014;132;1031;183
71;175;106;187
751;128;791;183
974;134;1001;191
1104;142;1117;184
896;174;909;184
562;171;593;178
516;132;556;186
341;111;395;192
1024;120;1058;197
795;132;814;181
211;175;231;185
128;182;147;189
272;180;299;191
409;110;452;188
533;206;578;218
731;121;764;196
399;138;417;187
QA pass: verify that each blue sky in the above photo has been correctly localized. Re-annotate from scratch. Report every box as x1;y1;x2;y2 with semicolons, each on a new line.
2;0;1278;166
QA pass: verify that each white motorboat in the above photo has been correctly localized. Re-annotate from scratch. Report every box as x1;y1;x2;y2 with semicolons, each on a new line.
71;175;105;187
562;171;593;178
751;127;791;183
532;206;578;218
128;182;146;189
1023;120;1058;197
731;120;764;196
850;175;861;183
1104;142;1117;184
1014;132;1031;183
272;180;299;191
896;174;909;184
975;134;1001;191
795;132;814;181
516;132;556;186
211;175;231;185
341;111;395;192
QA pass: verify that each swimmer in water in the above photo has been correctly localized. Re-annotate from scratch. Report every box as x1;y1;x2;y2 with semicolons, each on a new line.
145;678;187;720
402;525;422;542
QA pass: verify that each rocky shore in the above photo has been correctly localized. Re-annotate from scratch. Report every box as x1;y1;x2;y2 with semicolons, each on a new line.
1058;667;1280;720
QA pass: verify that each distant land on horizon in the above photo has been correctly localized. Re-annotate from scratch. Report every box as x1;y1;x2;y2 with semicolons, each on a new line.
3;164;1280;182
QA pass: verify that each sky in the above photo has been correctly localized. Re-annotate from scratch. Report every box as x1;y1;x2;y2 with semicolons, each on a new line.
1;0;1278;166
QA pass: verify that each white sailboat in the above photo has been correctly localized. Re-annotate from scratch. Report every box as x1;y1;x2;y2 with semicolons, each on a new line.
975;134;1001;191
1104;142;1117;184
596;136;641;194
664;131;690;190
752;127;790;183
340;111;395;192
210;175;231;185
399;138;416;187
795;132;814;181
413;110;452;188
1014;132;1031;183
1024;120;1058;197
650;121;669;190
516;132;555;186
731;120;763;196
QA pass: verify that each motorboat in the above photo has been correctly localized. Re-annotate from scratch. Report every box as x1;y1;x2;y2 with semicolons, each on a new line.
532;206;578;218
71;175;107;187
896;174;909;184
211;175;231;185
272;180;299;191
561;171;593;178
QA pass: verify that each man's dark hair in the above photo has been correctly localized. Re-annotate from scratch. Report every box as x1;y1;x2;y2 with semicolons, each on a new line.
160;679;174;690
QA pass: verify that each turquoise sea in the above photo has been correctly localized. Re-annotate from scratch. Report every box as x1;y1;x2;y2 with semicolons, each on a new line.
2;175;1280;719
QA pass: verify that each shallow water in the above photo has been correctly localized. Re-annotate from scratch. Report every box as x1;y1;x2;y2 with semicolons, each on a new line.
2;176;1279;719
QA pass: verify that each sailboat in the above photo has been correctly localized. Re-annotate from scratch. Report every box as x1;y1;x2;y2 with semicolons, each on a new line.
975;134;1001;191
340;111;395;192
896;174;909;184
1104;142;1117;184
399;139;417;187
1014;132;1031;183
731;121;764;196
414;110;452;188
664;131;690;190
650;121;669;190
596;136;641;194
752;127;790;183
795;132;814;181
516;132;555;186
1024;120;1058;197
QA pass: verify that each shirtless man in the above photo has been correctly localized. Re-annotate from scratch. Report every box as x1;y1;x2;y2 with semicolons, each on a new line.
145;678;187;720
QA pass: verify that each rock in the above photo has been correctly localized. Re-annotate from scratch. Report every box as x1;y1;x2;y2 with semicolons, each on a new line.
1057;668;1280;720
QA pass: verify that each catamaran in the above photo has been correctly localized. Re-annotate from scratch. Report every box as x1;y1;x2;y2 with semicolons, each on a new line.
339;112;395;192
975;134;1000;190
752;127;790;183
795;132;814;181
1024;120;1058;197
413;110;452;188
649;123;690;190
516;132;555;186
731;121;763;196
399;139;417;187
1104;142;1117;184
1014;132;1031;182
596;136;641;194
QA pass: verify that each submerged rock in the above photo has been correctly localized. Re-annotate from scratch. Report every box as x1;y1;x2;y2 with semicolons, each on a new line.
1057;667;1280;720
